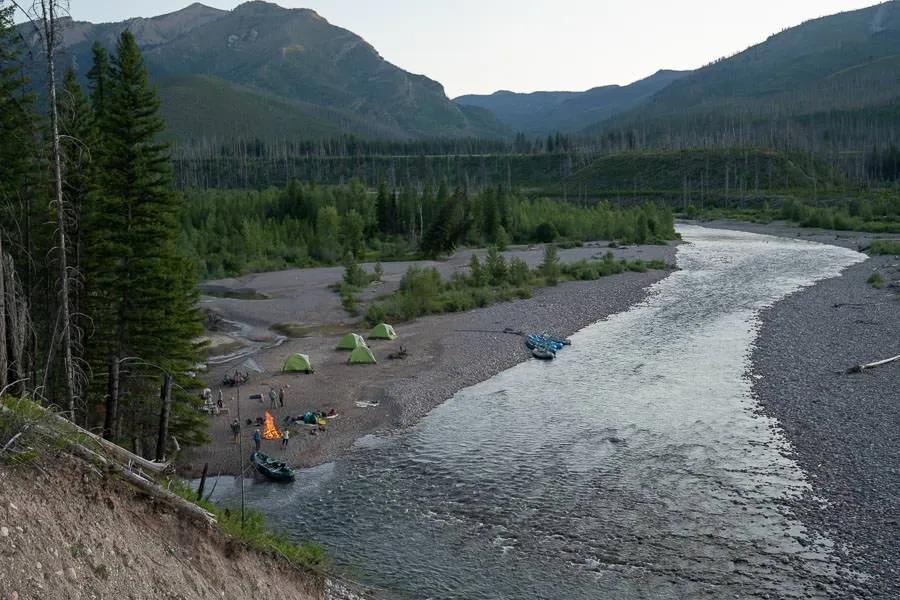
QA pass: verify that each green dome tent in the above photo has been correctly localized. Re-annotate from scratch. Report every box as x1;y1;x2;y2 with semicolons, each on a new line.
348;345;377;365
282;353;313;373
368;323;398;340
336;333;366;351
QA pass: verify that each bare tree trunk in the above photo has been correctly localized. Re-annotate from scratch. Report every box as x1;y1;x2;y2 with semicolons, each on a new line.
155;374;172;461
0;234;7;391
103;355;119;440
3;253;27;391
40;0;77;419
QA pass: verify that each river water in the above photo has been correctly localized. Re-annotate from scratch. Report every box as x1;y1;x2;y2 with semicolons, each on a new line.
208;226;865;599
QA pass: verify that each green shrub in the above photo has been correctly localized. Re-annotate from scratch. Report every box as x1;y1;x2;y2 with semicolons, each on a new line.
439;290;475;313
541;244;561;286
867;272;886;288
507;258;530;285
534;222;559;243
870;240;900;256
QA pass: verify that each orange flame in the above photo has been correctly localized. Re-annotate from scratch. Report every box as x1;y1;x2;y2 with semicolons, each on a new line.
262;410;281;440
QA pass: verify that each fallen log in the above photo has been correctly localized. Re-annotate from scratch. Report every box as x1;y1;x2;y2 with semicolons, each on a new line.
0;400;171;474
846;354;900;374
46;408;172;474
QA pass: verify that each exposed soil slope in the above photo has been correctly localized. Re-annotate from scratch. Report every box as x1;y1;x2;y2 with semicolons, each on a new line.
0;459;323;600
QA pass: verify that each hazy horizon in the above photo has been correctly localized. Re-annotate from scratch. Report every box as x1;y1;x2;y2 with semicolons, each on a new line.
25;0;886;96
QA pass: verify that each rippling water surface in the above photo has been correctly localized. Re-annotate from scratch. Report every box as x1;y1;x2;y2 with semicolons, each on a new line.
209;226;864;599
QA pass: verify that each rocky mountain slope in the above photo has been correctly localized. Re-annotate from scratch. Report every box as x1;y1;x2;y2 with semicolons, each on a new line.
585;1;900;150
24;1;507;141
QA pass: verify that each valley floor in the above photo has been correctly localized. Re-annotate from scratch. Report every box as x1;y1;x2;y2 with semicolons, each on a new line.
179;242;678;478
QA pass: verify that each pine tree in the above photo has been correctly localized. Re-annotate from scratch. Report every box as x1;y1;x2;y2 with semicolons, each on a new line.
86;41;111;119
85;31;202;450
375;179;391;235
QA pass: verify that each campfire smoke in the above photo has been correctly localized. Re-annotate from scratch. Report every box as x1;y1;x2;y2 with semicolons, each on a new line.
262;410;281;440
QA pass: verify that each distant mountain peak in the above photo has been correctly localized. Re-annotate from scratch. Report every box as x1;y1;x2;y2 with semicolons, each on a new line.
233;1;290;15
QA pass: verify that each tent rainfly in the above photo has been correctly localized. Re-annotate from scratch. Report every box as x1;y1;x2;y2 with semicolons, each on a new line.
368;323;398;340
336;333;367;350
348;345;377;365
282;353;313;373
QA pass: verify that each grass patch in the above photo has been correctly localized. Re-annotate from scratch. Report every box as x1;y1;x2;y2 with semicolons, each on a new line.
867;272;886;288
364;247;669;325
0;397;84;467
168;479;325;570
869;240;900;256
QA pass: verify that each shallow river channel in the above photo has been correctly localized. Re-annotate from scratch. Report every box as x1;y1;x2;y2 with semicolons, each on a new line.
208;226;865;599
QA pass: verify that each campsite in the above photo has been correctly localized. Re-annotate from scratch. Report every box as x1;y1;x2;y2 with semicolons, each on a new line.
182;241;677;477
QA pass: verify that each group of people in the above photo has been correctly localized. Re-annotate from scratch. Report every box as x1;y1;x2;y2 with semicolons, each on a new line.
227;383;338;451
233;422;292;450
266;386;286;408
200;388;228;415
223;370;250;386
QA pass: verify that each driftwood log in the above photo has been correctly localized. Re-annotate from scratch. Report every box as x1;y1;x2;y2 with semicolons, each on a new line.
846;354;900;374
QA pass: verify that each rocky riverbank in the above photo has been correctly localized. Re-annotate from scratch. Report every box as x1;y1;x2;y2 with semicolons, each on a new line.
751;256;899;598
706;220;900;598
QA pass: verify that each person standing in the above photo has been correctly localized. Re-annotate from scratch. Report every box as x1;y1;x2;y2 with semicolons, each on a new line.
230;419;240;442
278;386;285;408
281;428;290;448
268;387;277;408
252;428;261;451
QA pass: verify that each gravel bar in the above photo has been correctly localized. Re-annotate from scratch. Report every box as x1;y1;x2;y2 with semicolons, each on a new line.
730;222;900;598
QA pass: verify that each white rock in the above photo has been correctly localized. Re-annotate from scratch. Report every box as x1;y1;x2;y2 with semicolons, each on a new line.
66;567;77;580
35;562;42;570
0;526;8;537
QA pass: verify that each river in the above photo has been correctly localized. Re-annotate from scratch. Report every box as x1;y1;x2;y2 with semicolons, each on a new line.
207;226;865;599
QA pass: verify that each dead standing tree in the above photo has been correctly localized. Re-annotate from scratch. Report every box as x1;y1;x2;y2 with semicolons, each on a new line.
0;234;30;394
12;0;79;418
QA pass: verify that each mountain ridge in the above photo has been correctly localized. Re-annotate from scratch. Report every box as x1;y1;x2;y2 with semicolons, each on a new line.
24;1;508;141
455;69;690;135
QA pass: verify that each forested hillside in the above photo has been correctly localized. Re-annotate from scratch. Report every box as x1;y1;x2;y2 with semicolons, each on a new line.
18;1;508;141
587;1;900;178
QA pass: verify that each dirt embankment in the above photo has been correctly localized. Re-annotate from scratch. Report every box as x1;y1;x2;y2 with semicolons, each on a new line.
0;459;324;600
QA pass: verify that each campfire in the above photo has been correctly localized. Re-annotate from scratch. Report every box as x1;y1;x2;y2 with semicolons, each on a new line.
261;410;282;440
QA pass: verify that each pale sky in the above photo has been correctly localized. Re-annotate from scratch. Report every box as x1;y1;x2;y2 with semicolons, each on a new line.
52;0;884;97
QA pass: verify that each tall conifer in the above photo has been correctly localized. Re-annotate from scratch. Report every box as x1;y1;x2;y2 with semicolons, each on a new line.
86;31;202;449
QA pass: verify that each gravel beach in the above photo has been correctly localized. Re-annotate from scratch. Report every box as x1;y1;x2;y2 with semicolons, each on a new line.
709;220;900;598
180;241;679;478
